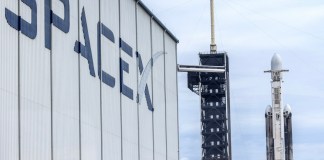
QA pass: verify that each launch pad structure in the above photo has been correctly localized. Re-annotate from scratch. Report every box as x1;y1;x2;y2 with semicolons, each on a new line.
177;0;294;159
177;0;232;159
178;53;231;160
187;53;231;160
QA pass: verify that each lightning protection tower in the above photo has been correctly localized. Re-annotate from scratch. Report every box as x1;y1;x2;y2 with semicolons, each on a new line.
178;0;232;159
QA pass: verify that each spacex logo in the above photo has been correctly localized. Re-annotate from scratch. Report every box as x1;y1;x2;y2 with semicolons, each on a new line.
4;0;165;111
137;51;166;111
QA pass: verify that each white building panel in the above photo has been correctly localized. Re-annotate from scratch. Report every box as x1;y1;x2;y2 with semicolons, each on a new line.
100;0;122;159
78;0;101;160
0;1;19;160
137;5;154;160
165;34;179;160
19;0;52;159
52;0;80;160
152;21;167;160
120;0;139;159
0;1;179;160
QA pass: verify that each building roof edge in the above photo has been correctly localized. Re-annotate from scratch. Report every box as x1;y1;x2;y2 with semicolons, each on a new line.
136;0;179;43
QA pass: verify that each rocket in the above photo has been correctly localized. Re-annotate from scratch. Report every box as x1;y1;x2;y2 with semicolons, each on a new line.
264;54;293;160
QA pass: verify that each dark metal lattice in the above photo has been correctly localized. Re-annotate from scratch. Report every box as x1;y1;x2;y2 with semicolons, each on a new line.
188;53;231;160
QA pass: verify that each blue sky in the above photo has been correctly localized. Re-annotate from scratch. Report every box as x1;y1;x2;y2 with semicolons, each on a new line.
141;0;324;159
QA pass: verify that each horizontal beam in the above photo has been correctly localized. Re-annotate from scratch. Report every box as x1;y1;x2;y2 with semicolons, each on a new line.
264;69;289;73
179;64;225;69
177;64;225;73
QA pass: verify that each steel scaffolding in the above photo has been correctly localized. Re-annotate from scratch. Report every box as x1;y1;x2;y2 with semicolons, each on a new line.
188;53;231;160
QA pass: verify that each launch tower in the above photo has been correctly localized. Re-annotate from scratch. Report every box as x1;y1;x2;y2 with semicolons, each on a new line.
187;53;231;159
180;0;232;159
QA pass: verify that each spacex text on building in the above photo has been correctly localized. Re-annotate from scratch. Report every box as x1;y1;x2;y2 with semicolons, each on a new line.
5;0;155;110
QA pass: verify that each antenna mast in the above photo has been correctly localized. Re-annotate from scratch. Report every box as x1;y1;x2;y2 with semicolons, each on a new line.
210;0;217;53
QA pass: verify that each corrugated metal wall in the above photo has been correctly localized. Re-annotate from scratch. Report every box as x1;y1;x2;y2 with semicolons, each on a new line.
0;0;178;160
137;6;154;160
78;0;102;160
0;1;19;160
19;0;52;159
152;21;167;160
52;0;80;160
120;0;139;159
100;0;122;159
165;35;179;160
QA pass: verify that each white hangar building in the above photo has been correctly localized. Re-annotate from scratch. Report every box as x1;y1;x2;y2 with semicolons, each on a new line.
0;0;179;160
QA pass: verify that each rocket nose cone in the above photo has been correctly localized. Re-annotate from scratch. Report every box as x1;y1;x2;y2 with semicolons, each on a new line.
284;104;292;114
271;53;283;71
265;105;272;115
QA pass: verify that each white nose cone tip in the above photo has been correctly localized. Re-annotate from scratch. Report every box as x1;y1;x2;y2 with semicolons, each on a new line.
284;104;292;114
265;105;272;115
271;53;283;71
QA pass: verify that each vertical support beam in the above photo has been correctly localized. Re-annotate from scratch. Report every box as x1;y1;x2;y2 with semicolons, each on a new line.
210;0;217;53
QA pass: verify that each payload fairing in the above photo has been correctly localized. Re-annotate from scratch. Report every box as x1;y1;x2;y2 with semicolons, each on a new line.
264;54;293;160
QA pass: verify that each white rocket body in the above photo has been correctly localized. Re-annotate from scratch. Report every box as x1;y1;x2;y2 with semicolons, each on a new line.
265;54;293;160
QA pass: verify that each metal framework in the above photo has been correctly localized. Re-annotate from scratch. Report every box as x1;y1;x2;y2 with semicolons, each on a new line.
187;52;231;160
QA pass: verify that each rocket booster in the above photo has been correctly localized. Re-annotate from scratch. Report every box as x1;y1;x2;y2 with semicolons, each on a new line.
265;54;293;160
